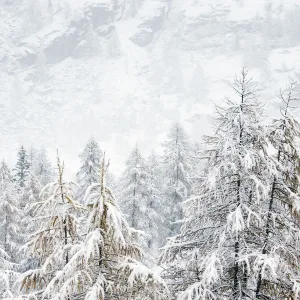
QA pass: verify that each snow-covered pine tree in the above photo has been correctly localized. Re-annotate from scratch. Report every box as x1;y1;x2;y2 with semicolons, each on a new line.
0;160;21;262
0;162;21;298
20;154;82;297
14;146;30;188
21;173;42;222
38;155;167;299
26;147;53;188
189;142;206;192
106;167;117;191
31;148;53;186
0;160;13;185
76;138;102;202
145;152;164;253
255;81;300;299
0;245;14;299
161;68;269;299
19;173;43;272
119;146;149;246
161;123;191;236
28;148;37;167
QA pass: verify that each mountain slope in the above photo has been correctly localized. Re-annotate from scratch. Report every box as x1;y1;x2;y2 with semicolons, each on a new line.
0;0;300;172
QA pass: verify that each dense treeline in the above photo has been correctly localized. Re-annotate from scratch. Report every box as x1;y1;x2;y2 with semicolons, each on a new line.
1;69;300;299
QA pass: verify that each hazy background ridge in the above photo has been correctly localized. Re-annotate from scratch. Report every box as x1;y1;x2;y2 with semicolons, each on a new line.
1;0;300;175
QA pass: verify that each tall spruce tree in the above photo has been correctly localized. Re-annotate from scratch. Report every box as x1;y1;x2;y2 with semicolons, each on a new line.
189;142;206;191
0;245;14;298
145;152;165;253
162;123;191;236
161;68;271;299
119;146;149;246
20;154;82;297
0;160;21;262
254;81;300;299
76;138;102;201
0;160;13;185
14;146;30;188
0;163;18;299
19;173;42;272
31;148;53;186
27;156;167;299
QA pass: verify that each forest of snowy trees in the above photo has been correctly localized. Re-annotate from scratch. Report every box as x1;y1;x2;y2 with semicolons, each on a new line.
1;69;300;299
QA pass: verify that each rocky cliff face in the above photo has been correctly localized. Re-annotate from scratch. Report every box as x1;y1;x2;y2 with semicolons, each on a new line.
0;0;300;169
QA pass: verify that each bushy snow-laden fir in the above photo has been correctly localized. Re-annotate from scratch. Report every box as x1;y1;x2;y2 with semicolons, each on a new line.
162;123;191;236
120;147;165;253
189;142;206;188
119;146;150;247
76;138;103;201
0;161;20;299
0;246;14;299
20;155;82;298
0;160;13;186
29;148;54;186
0;161;21;262
19;173;43;273
14;146;31;189
23;155;167;299
145;152;165;253
254;81;300;299
161;68;292;299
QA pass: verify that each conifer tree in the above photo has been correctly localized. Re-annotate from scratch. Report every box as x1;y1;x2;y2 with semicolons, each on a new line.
28;148;37;167
14;146;30;188
20;154;82;296
189;142;205;191
255;81;300;299
26;147;53;187
119;146;149;242
0;160;13;185
161;68;270;299
106;167;117;191
37;155;167;299
31;148;53;186
22;174;42;219
145;152;164;252
0;160;21;262
19;173;42;272
0;246;14;298
162;123;191;236
76;138;102;201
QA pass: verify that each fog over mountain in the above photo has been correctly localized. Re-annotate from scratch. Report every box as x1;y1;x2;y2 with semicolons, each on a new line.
1;0;300;172
2;2;300;299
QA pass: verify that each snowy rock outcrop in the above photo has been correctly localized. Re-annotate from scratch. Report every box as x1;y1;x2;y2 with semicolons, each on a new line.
0;0;300;170
129;1;166;47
